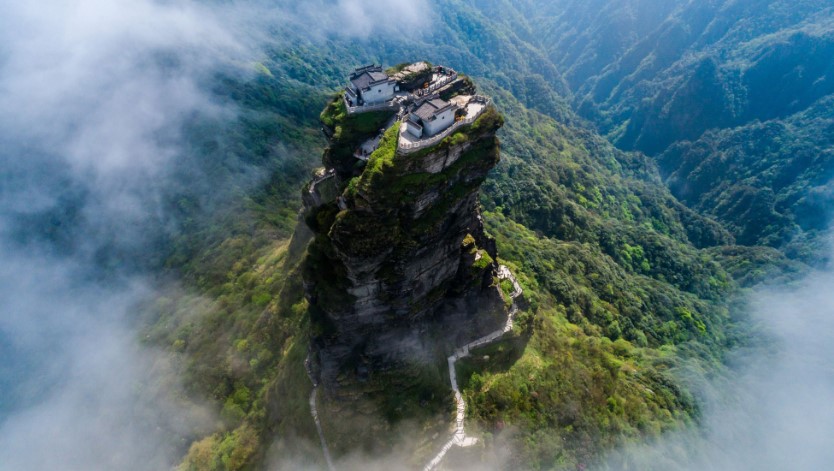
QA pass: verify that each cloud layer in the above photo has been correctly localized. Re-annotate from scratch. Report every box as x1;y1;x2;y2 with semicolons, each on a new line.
0;0;431;469
0;0;247;468
604;247;834;470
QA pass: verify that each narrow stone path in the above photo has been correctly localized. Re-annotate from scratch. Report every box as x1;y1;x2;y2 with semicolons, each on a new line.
305;354;336;471
423;265;523;471
304;265;522;471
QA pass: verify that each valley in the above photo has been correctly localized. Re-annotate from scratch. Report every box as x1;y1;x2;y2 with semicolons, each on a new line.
2;2;832;470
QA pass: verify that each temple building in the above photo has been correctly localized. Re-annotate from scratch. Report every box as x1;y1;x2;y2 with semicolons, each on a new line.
345;65;398;106
404;96;458;138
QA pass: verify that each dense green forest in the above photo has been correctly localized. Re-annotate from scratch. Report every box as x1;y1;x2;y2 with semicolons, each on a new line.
139;2;832;470
436;0;834;255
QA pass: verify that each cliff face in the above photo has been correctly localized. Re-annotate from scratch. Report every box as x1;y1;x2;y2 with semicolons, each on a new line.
302;96;506;390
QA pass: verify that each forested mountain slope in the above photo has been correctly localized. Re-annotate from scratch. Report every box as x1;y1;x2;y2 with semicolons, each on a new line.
145;2;828;469
5;2;829;470
428;0;834;256
658;96;834;251
163;54;743;471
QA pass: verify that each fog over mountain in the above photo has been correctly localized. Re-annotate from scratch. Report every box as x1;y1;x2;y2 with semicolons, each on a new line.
1;1;832;470
0;0;244;468
603;241;834;471
0;0;425;469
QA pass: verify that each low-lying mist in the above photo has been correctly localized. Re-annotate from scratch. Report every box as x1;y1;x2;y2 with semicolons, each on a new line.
604;242;834;471
0;0;428;470
0;254;218;469
0;0;248;468
4;1;833;470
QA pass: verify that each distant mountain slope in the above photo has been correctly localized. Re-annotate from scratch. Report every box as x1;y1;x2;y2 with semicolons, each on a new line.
659;96;834;251
518;0;833;134
433;0;834;254
151;4;829;469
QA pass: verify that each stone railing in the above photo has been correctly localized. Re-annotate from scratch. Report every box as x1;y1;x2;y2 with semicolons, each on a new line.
412;72;458;99
309;168;336;194
470;95;489;104
398;97;491;154
344;95;400;115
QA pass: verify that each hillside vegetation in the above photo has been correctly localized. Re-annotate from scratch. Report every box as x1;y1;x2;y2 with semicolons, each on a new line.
155;69;742;471
139;3;830;469
424;0;834;255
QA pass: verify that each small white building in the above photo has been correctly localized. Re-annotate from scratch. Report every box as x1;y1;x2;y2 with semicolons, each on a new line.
405;97;458;138
345;65;397;106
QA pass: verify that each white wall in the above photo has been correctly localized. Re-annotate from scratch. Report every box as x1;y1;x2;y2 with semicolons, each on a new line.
424;108;455;136
362;81;395;104
405;121;423;138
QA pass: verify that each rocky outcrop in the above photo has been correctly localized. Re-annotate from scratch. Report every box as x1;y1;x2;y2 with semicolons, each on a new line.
390;61;433;92
302;90;506;391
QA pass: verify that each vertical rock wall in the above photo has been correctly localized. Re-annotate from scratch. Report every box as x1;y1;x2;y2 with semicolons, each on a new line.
302;96;506;391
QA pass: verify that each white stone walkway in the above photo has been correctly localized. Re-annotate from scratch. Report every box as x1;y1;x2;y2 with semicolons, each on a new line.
423;265;523;471
305;354;336;471
304;265;522;471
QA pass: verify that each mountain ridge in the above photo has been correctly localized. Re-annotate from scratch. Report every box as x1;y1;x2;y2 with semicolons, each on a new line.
148;3;830;469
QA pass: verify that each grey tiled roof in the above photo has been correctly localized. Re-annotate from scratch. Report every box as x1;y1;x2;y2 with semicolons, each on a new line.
350;64;382;78
412;98;456;122
349;66;393;91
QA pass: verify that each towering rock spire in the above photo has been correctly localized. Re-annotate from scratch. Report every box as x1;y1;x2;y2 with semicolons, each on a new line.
301;64;507;391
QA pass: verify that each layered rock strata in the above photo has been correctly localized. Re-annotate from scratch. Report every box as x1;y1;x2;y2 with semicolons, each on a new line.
302;82;506;391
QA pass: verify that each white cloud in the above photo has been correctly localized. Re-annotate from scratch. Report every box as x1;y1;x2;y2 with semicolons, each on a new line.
0;0;433;468
0;256;216;471
0;0;249;469
603;245;834;470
